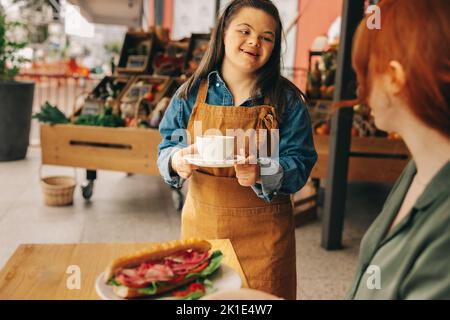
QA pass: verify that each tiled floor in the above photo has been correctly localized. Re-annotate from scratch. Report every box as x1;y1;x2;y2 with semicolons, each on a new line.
0;146;393;299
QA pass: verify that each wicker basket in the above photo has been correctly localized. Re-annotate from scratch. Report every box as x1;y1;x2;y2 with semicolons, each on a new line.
40;167;77;206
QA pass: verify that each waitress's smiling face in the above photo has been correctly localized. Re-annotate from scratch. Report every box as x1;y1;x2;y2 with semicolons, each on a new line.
223;7;277;73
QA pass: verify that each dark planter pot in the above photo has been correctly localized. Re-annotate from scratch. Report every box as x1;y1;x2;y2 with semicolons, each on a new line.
0;80;35;161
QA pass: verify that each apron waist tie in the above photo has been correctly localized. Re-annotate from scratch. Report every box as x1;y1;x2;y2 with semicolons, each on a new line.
189;171;291;208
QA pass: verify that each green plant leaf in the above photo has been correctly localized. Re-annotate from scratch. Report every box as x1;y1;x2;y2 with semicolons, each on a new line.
0;10;28;80
32;101;70;124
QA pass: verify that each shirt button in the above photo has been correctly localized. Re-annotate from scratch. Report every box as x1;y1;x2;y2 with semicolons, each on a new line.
216;83;220;87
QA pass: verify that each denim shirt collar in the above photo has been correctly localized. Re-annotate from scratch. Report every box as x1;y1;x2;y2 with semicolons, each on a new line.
207;70;225;87
206;70;264;104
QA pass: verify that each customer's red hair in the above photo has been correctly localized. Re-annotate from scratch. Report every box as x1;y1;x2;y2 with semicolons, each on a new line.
352;0;450;137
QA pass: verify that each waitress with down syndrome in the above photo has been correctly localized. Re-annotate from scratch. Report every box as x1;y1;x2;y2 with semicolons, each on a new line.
157;0;317;300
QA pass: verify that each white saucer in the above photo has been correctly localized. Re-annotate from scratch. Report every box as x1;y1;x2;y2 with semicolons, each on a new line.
183;154;245;168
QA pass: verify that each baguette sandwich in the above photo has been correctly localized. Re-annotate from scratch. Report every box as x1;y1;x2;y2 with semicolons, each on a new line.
104;239;223;299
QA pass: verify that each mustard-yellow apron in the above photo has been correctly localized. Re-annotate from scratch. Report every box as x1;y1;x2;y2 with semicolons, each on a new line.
181;80;296;299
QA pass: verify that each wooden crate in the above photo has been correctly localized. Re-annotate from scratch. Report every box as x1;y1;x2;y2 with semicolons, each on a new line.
41;124;161;176
116;31;162;75
312;135;410;183
117;75;172;124
118;75;172;105
74;75;134;117
152;40;189;77
183;33;211;75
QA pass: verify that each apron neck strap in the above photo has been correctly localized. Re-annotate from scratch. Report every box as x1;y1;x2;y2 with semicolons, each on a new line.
196;80;209;104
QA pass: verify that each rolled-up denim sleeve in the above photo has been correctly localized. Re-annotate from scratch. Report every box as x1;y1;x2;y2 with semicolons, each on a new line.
158;146;185;188
278;98;317;194
252;97;317;201
251;158;284;202
157;88;190;189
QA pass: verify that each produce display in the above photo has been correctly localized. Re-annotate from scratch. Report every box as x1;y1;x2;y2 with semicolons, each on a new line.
310;103;401;139
32;101;70;124
80;76;129;116
306;48;337;101
306;48;401;140
187;41;208;71
183;34;210;76
91;77;128;101
76;32;206;129
75;106;124;127
36;32;207;132
147;78;185;128
147;97;171;128
118;76;171;128
36;31;210;204
116;32;163;74
153;41;188;77
33;102;124;128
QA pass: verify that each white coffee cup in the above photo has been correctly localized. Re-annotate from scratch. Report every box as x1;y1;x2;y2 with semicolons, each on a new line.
196;135;234;161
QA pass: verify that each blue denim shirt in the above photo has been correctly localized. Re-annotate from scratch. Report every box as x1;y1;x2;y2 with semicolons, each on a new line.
157;71;317;202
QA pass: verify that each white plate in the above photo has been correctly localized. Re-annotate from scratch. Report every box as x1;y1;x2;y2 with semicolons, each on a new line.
95;264;242;300
183;154;245;168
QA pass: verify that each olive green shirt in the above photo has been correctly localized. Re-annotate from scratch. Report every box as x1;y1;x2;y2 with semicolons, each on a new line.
347;160;450;300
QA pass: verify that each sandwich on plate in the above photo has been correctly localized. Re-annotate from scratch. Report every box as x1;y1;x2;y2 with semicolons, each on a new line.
104;239;223;299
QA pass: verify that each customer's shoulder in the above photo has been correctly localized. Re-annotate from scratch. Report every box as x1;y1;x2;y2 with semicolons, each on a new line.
380;161;416;208
430;194;450;226
415;165;450;239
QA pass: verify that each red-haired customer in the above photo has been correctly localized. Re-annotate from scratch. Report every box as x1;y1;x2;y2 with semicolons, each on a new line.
204;0;450;300
345;0;450;299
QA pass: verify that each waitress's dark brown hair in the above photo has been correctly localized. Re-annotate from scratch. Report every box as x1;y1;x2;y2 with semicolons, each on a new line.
178;0;306;117
352;0;450;137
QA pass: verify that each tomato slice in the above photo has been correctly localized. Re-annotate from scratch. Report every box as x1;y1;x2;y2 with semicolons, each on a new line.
188;261;209;274
170;274;186;284
172;282;205;297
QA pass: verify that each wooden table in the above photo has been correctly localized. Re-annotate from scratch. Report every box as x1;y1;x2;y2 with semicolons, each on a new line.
0;240;248;300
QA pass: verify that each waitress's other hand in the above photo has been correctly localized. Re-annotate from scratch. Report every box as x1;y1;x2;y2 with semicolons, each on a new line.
234;152;261;187
171;144;198;180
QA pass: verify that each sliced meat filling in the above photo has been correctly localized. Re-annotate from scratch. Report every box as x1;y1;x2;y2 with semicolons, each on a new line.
115;249;210;288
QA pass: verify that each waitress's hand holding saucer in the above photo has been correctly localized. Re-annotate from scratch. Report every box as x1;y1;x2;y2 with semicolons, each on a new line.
234;149;261;187
171;144;198;179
